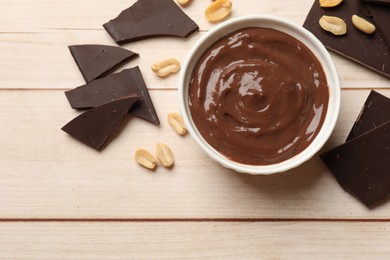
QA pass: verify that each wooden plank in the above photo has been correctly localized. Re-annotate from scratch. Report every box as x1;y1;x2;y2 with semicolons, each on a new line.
0;30;388;90
0;221;389;259
0;0;313;32
0;0;388;89
0;88;389;219
0;30;202;89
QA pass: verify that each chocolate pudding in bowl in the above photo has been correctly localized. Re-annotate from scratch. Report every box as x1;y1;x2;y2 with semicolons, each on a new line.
179;15;340;175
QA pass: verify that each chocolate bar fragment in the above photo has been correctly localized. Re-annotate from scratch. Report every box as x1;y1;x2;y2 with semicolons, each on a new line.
363;4;390;46
363;0;390;5
65;67;160;125
69;45;138;83
62;95;138;150
303;0;390;78
103;0;199;44
321;121;390;208
346;90;390;141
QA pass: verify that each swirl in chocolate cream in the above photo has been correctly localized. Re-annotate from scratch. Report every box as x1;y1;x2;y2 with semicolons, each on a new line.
188;28;329;165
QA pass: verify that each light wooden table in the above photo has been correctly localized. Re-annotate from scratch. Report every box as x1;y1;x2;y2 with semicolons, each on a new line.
1;0;389;258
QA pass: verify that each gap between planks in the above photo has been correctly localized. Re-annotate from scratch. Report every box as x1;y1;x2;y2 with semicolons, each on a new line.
0;218;389;223
0;29;209;33
0;87;179;91
0;87;386;92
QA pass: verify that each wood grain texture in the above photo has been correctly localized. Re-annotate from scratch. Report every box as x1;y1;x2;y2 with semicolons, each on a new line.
0;222;389;259
0;89;389;219
1;0;390;257
0;0;312;32
0;2;389;89
0;30;201;89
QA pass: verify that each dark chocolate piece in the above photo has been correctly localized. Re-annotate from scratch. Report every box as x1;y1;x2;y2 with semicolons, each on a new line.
363;0;390;5
303;0;390;78
321;121;390;208
65;67;160;125
62;95;138;150
346;90;390;141
69;45;138;83
103;0;199;44
364;4;390;46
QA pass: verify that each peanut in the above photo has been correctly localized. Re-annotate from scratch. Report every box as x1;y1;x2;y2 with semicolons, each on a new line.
134;148;157;170
319;15;347;36
352;15;376;35
176;0;190;6
319;0;343;8
156;143;174;168
168;113;187;136
151;58;181;77
205;0;232;23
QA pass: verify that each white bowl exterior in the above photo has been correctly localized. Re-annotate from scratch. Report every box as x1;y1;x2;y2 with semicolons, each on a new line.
179;15;341;175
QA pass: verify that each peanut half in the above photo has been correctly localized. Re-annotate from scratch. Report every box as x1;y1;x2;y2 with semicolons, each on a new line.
156;143;174;168
319;0;343;8
176;0;190;6
151;58;181;77
352;15;376;35
319;15;347;36
135;148;157;170
168;113;187;136
205;0;232;23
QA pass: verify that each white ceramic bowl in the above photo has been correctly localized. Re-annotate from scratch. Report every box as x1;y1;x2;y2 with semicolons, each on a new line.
178;15;340;175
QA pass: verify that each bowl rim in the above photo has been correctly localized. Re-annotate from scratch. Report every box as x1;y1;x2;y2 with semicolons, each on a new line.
178;15;341;175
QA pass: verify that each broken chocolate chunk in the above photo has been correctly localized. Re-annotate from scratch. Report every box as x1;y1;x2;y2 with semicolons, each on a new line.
346;90;390;141
363;0;390;5
103;0;199;44
363;3;390;46
69;44;138;83
65;67;160;125
62;95;138;150
321;121;390;208
303;0;390;78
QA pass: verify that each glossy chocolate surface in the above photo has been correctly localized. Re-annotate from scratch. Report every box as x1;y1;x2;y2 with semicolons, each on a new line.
188;28;329;165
